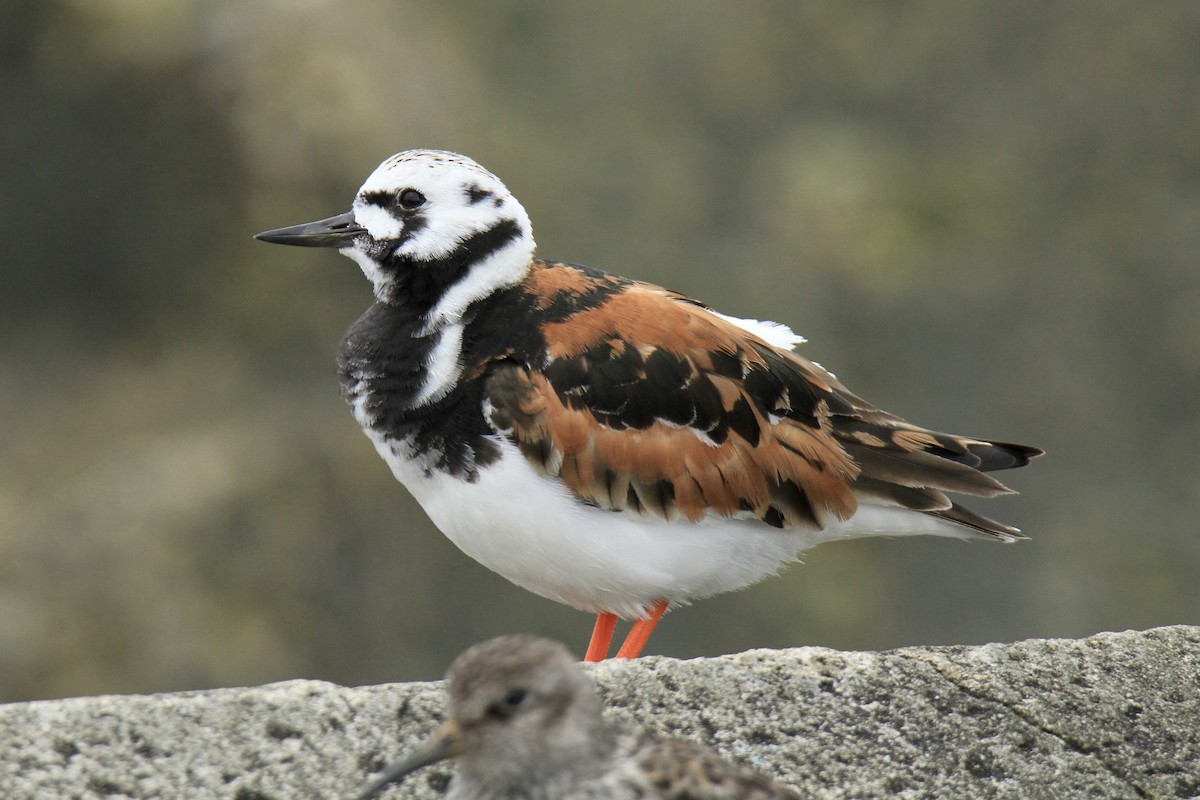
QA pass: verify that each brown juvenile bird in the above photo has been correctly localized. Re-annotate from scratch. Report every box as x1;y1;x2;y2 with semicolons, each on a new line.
357;634;802;799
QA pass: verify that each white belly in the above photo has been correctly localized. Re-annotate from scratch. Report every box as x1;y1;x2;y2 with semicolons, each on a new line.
367;433;971;619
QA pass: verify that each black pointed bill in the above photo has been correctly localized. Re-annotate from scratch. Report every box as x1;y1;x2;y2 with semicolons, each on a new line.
254;211;365;248
356;720;463;799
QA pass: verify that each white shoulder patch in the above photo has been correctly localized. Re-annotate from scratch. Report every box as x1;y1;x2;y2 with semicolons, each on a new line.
713;312;806;351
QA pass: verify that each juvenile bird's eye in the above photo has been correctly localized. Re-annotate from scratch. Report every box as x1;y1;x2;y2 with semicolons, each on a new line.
486;688;528;720
398;189;426;209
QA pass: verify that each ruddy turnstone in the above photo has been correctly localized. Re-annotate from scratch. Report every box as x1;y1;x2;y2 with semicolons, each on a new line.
256;150;1040;661
356;634;802;799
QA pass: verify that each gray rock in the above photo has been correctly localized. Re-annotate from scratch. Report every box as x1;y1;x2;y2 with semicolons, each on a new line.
2;626;1197;799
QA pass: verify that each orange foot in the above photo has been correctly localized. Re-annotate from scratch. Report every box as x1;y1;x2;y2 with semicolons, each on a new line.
584;612;618;662
583;600;670;661
616;600;669;659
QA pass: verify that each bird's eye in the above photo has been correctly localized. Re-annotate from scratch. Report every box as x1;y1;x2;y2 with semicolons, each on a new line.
486;688;528;720
397;189;426;209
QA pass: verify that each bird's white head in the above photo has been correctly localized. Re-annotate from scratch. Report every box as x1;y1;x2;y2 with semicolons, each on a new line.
353;150;531;257
257;149;536;314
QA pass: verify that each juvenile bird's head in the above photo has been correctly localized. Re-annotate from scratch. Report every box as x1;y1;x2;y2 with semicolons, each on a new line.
355;635;616;800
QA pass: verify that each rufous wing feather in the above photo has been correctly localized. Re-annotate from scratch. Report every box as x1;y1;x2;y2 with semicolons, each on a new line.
486;267;1041;538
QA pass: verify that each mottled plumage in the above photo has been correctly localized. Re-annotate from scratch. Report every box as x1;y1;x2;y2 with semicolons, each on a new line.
256;149;1041;659
356;635;802;800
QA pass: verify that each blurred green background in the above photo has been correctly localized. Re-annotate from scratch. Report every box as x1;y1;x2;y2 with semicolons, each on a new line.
3;0;1198;703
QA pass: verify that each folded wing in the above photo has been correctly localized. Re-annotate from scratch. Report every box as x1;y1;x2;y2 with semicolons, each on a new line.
484;278;1040;538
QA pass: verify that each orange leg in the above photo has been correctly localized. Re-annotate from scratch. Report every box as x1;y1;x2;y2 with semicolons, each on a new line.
584;612;618;662
615;600;669;659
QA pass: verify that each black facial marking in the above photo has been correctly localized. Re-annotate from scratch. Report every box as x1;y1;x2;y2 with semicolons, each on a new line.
360;190;392;208
392;212;428;247
361;188;426;211
465;184;494;204
358;191;432;254
370;219;522;308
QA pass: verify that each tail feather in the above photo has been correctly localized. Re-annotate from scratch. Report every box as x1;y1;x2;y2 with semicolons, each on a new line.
931;502;1028;542
945;438;1043;473
833;416;1041;539
844;443;1015;498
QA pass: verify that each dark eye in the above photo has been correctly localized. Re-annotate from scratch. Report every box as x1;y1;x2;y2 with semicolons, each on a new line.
398;189;426;210
486;688;528;720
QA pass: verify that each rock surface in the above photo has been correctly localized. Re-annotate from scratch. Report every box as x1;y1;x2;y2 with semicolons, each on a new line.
2;626;1198;799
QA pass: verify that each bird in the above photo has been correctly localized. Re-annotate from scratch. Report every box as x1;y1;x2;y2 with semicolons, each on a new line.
355;633;803;799
256;149;1041;662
